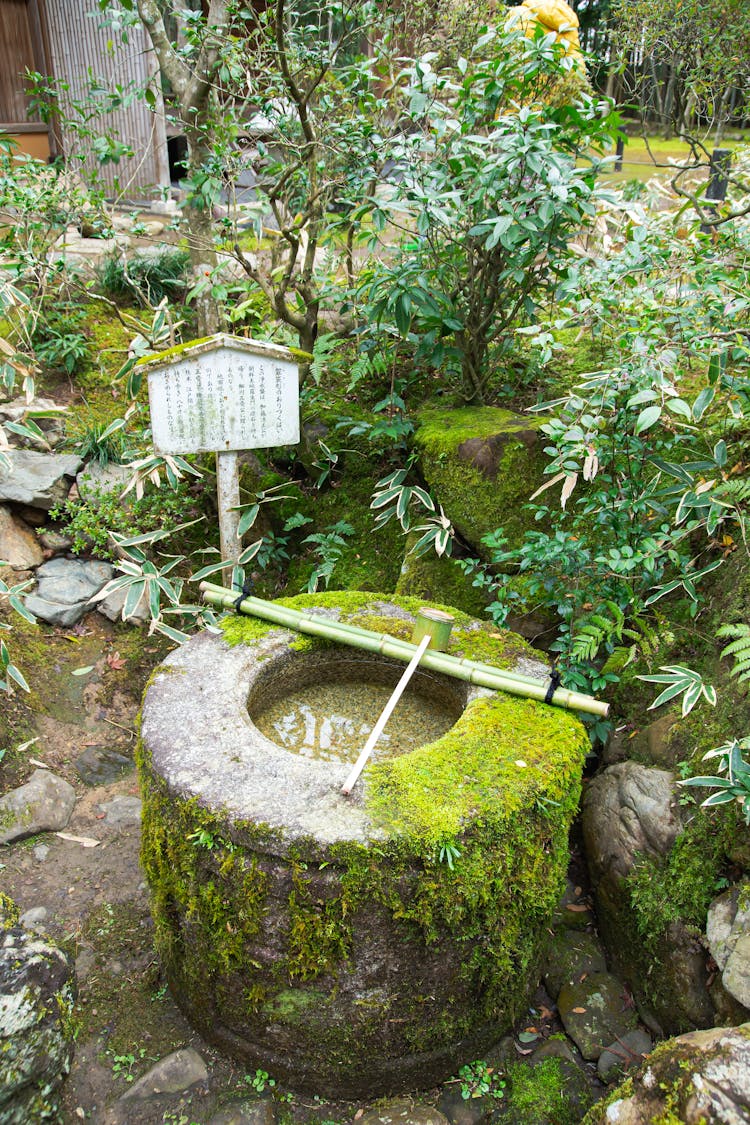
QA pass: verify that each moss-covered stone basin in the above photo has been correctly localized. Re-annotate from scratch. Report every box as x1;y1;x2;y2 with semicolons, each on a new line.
138;593;589;1098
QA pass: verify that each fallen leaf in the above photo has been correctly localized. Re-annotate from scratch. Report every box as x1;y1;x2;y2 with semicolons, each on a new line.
71;666;95;677
28;758;49;769
56;833;100;848
106;652;126;671
566;903;589;912
571;1006;587;1014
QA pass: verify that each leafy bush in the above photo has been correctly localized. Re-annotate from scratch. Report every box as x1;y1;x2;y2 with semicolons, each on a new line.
96;248;190;307
360;26;617;404
51;483;200;560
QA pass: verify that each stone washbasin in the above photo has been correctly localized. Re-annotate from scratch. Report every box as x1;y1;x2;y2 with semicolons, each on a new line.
138;593;589;1098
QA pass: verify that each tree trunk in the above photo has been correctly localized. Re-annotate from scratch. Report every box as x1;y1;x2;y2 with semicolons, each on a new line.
185;130;221;337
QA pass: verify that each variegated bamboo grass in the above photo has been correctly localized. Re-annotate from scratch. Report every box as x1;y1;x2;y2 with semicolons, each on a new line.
199;582;609;717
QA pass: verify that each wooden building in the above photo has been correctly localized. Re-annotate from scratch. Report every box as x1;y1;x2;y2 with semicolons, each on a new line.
0;0;170;196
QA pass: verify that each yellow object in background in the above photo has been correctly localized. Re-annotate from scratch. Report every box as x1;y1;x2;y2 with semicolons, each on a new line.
505;0;584;65
520;0;579;32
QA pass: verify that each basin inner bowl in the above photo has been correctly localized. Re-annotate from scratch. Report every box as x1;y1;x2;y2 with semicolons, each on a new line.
248;653;465;764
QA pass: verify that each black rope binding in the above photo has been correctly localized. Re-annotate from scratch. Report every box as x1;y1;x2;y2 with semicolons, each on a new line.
544;667;562;705
233;578;254;613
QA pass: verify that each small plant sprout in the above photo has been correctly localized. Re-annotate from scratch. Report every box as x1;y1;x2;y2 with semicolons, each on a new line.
453;1060;506;1101
246;1068;276;1093
437;842;462;870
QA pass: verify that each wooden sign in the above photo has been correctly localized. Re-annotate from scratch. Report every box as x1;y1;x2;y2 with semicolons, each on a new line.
138;335;301;571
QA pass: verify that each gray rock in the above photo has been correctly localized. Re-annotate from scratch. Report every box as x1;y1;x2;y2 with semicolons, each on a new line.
33;844;49;861
75;745;133;787
557;972;639;1061
33;555;113;604
358;1101;450;1125
98;795;142;826
208;1099;278;1125
76;462;132;501
0;505;44;569
19;906;49;930
74;943;96;979
0;897;76;1124
37;528;73;553
438;1085;494;1125
597;1028;653;1083
96;582;149;624
584;1022;750;1124
0;449;82;509
117;1047;208;1101
0;769;76;844
583;761;680;884
543;929;608;1000
0;397;66;449
25;556;113;626
706;883;750;1009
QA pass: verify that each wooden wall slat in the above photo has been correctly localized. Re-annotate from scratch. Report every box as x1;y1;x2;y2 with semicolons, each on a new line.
0;0;42;124
43;0;168;196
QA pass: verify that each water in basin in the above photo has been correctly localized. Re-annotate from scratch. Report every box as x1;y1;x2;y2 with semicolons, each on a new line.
253;679;457;763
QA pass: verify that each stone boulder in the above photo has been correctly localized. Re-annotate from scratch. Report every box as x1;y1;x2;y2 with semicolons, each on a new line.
0;895;76;1124
0;504;44;570
557;971;638;1060
582;1022;750;1124
414;406;547;558
0;769;76;844
0;450;82;509
707;884;750;1013
25;556;113;626
583;761;681;885
582;762;716;1035
0;397;66;449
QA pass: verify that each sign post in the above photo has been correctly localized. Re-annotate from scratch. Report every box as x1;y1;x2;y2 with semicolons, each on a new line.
137;334;301;579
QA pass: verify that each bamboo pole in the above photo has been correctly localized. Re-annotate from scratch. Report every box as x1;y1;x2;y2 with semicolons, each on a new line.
342;635;432;795
199;584;609;718
200;582;557;692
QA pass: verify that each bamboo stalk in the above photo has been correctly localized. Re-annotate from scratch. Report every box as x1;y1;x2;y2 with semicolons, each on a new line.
200;582;555;691
199;584;609;717
341;635;432;796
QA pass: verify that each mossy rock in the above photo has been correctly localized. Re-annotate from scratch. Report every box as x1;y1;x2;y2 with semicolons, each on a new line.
139;593;588;1098
0;898;77;1124
414;406;548;559
395;533;490;618
581;1022;750;1125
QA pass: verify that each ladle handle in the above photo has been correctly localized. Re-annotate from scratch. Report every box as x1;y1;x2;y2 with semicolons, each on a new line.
341;634;432;796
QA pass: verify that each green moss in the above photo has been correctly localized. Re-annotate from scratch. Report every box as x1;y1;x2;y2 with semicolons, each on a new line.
0;892;20;928
626;813;731;939
414;406;548;557
134;335;216;366
396;533;490;618
500;1057;590;1125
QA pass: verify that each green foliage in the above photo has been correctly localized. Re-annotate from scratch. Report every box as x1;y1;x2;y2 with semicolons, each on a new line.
360;26;616;404
455;1060;506;1101
51;484;196;561
717;623;750;685
96;248;190;307
681;739;750;825
68;417;127;466
466;201;750;704
245;1068;276;1094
